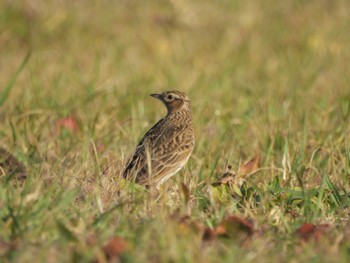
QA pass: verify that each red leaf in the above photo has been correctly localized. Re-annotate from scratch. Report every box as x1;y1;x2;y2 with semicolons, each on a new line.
102;237;127;260
56;117;79;133
296;223;330;242
213;225;226;235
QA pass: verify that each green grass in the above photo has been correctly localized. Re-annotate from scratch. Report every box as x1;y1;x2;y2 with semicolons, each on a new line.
1;0;350;262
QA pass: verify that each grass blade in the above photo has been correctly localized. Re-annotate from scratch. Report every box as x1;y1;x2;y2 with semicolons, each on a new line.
0;52;31;107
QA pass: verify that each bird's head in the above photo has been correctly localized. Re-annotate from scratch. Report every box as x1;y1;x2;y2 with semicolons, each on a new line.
150;90;191;113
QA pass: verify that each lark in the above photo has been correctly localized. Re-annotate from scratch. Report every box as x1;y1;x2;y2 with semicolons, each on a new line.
123;90;194;187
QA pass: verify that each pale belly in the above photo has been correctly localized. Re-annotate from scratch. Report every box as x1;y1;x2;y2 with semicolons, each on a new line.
157;155;191;186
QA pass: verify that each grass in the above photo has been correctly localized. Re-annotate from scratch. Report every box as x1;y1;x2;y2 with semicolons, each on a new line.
1;0;350;262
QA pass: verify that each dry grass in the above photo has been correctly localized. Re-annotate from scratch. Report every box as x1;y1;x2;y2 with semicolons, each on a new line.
1;0;350;262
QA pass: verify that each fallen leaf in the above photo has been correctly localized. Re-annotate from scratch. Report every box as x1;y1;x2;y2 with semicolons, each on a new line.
202;215;254;246
296;223;330;242
237;155;260;177
0;147;27;181
212;156;260;187
211;172;235;187
102;237;127;262
213;225;226;235
296;223;317;241
203;228;216;241
56;116;79;133
212;164;236;187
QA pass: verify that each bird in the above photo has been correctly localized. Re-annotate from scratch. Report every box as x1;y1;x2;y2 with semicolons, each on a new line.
123;90;194;187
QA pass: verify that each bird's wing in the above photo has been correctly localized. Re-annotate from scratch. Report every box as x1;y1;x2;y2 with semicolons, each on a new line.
136;141;194;185
122;118;165;179
123;120;194;185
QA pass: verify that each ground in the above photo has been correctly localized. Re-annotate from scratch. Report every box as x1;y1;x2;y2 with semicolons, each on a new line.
0;0;350;262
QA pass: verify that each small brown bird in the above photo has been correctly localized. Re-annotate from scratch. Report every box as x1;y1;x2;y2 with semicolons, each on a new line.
123;90;194;187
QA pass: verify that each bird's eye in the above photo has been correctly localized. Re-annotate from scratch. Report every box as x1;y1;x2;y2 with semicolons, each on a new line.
167;95;173;100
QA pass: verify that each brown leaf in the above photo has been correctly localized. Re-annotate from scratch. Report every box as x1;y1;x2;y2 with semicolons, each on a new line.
202;215;254;245
211;172;235;187
296;223;330;242
102;237;127;261
237;155;260;177
56;116;79;133
203;228;216;241
0;148;27;181
213;225;226;235
212;164;236;187
212;156;260;187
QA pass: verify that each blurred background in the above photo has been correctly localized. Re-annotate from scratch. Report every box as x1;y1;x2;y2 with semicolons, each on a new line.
2;1;349;100
1;0;349;169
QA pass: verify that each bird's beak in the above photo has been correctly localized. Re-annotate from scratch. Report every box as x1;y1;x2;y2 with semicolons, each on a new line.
150;93;161;100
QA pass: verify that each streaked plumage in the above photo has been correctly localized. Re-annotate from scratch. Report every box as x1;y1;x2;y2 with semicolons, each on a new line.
123;90;194;187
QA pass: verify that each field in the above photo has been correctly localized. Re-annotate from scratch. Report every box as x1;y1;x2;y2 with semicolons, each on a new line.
1;0;350;262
